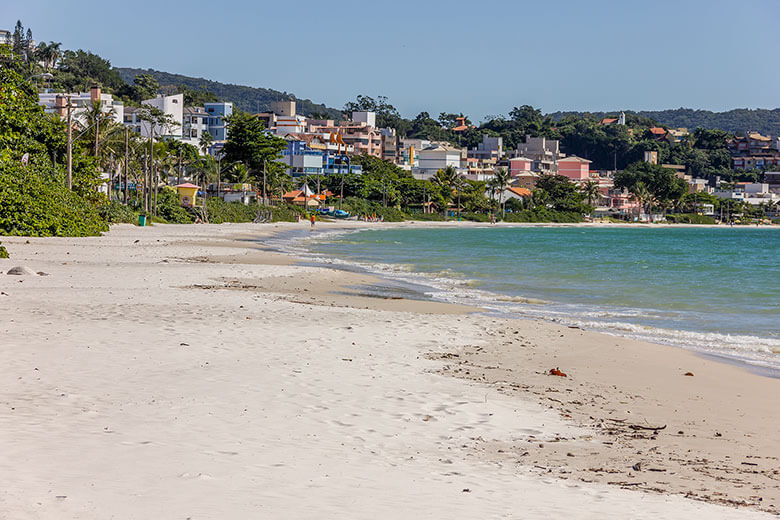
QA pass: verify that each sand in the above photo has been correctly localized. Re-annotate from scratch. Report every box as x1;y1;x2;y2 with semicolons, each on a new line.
0;221;776;519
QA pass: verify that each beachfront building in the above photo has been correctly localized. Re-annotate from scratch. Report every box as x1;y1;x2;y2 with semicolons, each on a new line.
268;100;307;135
380;128;399;164
500;186;531;202
182;106;209;148
557;156;592;181
204;102;233;141
278;136;361;180
144;94;184;139
304;111;383;158
727;132;780;170
411;143;465;180
121;94;183;140
38;85;124;126
765;172;780;193
397;138;431;169
514;135;560;174
468;135;503;162
732;154;780;170
713;183;780;206
509;156;533;175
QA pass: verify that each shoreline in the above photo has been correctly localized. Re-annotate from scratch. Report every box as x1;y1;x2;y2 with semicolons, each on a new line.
280;221;780;377
1;222;777;518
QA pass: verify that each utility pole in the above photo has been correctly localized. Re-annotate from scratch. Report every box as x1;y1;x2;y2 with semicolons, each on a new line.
149;127;155;215
124;127;129;204
94;110;100;157
217;153;221;200
177;146;183;186
66;97;72;189
143;152;149;213
262;160;267;205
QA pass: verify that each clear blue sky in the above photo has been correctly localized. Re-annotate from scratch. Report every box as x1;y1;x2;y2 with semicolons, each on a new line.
4;0;779;120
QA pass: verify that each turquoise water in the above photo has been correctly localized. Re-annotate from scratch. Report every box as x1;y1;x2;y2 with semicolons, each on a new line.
301;226;780;370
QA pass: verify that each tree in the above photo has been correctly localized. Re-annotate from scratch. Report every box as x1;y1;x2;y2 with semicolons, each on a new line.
631;182;653;217
408;112;448;141
199;131;214;155
488;168;511;219
534;174;590;214
432;165;460;216
581;179;600;208
129;74;160;102
55;49;125;92
614;162;688;210
343;95;408;133
221;112;287;177
35;41;61;70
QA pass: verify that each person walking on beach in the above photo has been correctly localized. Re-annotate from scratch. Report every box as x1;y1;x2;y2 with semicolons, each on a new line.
310;213;316;230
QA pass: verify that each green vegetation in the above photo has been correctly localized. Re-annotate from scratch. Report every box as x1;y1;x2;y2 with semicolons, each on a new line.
115;67;341;116
0;58;108;237
549;108;780;138
98;200;137;223
0;161;108;236
614;162;688;214
154;188;194;224
205;199;305;223
665;213;717;225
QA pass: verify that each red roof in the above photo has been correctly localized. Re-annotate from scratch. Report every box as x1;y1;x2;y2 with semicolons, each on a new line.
600;118;618;125
649;127;667;135
176;183;200;189
506;187;531;197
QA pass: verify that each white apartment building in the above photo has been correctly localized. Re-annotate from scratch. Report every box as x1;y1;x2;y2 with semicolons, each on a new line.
38;85;124;126
411;143;465;180
182;106;209;149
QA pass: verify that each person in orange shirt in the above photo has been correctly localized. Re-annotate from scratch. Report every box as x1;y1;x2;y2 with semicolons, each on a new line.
310;213;316;230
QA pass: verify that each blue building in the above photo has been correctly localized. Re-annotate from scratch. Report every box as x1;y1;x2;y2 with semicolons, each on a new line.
204;102;233;141
279;140;362;178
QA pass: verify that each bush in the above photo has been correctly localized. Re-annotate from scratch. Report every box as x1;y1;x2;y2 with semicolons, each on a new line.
460;211;490;222
205;199;305;223
154;188;194;224
0;161;108;236
0;242;8;258
98;200;138;224
403;211;445;221
340;197;404;222
266;203;306;222
665;213;717;224
206;198;257;224
502;208;584;223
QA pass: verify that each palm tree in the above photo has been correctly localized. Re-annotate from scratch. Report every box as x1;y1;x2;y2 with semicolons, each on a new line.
432;165;460;217
199;132;214;156
491;167;511;219
765;199;778;218
226;163;251;184
631;182;653;219
581;179;600;208
35;41;61;70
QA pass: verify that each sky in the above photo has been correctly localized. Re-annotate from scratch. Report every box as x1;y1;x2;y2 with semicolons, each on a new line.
3;0;779;120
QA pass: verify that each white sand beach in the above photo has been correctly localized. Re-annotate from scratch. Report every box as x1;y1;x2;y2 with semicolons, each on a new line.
1;222;777;519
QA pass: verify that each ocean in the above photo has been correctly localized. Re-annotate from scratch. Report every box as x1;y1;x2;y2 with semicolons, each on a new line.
284;225;780;372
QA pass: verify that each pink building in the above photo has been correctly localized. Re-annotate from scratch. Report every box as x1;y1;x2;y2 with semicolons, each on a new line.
308;120;383;158
557;156;592;180
509;156;533;175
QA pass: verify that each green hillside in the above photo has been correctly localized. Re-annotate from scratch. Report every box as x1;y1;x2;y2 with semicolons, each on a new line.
549;108;780;136
115;67;343;119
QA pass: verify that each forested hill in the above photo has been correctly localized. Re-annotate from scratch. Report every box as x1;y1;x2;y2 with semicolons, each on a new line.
115;67;342;118
548;108;780;136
